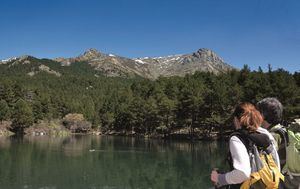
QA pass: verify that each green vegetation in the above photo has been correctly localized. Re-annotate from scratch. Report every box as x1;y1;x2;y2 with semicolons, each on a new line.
0;59;299;138
24;119;70;136
12;98;34;133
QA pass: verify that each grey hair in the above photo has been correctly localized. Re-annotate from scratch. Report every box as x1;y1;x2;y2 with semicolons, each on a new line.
256;97;283;125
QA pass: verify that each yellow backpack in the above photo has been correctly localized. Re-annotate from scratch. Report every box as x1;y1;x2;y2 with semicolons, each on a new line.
234;131;285;189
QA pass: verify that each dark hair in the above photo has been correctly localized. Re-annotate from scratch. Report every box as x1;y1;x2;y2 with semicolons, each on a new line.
233;103;263;132
256;98;283;125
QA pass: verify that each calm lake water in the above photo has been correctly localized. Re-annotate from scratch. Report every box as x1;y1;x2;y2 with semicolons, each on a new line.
0;135;228;189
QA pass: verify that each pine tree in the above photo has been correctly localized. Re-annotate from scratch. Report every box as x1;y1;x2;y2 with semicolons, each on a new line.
12;99;34;133
0;100;10;121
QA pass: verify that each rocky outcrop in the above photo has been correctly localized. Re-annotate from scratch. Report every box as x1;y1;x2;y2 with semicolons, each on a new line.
62;113;92;133
38;65;61;77
28;65;61;77
0;121;14;137
10;55;32;66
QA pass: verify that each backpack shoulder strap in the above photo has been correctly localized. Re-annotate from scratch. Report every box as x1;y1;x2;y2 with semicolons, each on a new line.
271;125;289;169
227;130;252;170
271;125;289;146
230;130;252;152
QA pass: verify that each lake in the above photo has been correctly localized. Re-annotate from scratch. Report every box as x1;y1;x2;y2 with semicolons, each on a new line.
0;135;228;189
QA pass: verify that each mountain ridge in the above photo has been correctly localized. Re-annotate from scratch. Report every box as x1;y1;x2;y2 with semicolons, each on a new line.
1;48;235;79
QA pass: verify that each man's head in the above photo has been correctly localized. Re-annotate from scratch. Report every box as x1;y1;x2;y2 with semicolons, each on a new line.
257;98;283;128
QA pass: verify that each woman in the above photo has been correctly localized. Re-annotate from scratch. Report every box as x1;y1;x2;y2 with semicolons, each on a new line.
210;102;280;188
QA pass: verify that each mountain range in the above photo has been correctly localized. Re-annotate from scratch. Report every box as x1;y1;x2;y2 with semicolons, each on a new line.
1;48;235;79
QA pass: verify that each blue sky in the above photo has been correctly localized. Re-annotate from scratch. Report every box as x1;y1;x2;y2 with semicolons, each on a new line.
0;0;299;72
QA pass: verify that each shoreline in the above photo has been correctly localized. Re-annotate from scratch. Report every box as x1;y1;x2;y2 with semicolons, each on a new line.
1;118;232;140
0;127;231;141
91;129;231;141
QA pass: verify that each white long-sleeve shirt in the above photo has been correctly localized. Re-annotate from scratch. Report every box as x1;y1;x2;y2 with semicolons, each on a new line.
218;127;280;186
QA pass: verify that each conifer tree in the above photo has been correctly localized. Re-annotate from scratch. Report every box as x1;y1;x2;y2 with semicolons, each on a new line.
12;99;34;133
0;100;10;121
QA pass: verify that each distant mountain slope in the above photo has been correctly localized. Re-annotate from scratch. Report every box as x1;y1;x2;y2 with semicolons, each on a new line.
54;49;152;78
1;48;235;79
134;48;234;78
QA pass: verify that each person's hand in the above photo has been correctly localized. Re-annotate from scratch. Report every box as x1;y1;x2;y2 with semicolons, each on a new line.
210;170;219;184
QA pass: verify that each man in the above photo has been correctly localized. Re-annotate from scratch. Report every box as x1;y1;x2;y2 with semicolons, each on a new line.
257;98;286;166
257;97;300;189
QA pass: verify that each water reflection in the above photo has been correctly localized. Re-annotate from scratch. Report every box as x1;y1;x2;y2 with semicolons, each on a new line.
0;136;227;189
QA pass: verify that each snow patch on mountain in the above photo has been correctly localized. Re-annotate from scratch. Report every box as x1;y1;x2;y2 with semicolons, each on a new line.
1;57;18;64
134;59;146;64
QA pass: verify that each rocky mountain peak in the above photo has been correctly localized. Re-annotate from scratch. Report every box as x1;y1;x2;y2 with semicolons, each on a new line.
192;48;224;63
18;55;32;61
81;48;102;60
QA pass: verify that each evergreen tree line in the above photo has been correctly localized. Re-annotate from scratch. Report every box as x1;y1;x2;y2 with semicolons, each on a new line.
0;61;299;136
